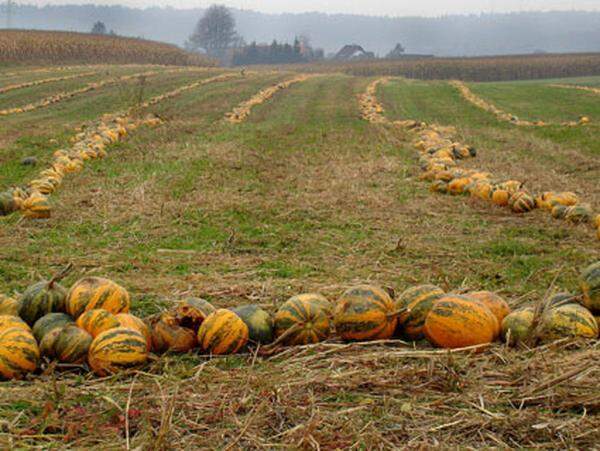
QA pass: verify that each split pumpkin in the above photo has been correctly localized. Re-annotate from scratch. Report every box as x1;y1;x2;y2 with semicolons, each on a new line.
88;327;149;376
424;295;498;348
175;297;216;332
151;313;197;353
334;285;398;342
274;294;331;346
66;277;130;318
197;309;249;355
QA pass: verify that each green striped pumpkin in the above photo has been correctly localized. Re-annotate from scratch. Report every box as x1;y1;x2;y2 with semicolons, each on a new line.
32;313;74;342
0;191;18;216
334;285;397;342
395;284;444;340
539;304;598;342
52;325;93;364
509;191;536;214
274;294;331;346
231;305;274;345
0;327;39;380
88;327;149;376
0;314;31;333
580;261;600;314
197;309;249;355
18;279;68;325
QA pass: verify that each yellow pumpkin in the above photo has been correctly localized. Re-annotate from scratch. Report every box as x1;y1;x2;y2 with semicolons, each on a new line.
334;285;398;342
0;295;20;316
76;309;120;338
0;327;39;380
274;294;331;346
66;277;130;318
88;328;149;376
424;295;498;349
491;189;510;207
115;313;152;351
21;193;51;219
539;304;598;342
0;315;31;332
501;308;534;346
197;309;249;355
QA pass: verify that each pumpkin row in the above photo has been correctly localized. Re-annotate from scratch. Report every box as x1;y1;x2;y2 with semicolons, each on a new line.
358;78;600;241
225;74;312;123
550;83;600;96
451;80;591;127
0;70;97;95
1;259;599;380
0;72;238;221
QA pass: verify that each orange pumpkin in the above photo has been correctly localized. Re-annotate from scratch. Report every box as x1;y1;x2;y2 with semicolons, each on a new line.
467;291;511;337
76;309;120;338
197;309;248;355
424;295;498;349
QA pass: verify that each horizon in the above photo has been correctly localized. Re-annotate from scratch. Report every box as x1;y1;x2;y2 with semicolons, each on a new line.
12;1;600;18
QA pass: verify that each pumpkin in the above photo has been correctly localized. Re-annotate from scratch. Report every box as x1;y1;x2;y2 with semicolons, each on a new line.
21;193;51;219
231;305;274;345
52;325;93;364
564;205;592;224
430;180;448;194
18;266;70;325
509;191;536;213
423;295;498;348
174;298;216;332
115;313;152;351
0;314;31;332
395;284;444;340
0;191;18;216
539;304;598;342
274;294;331;346
468;291;511;333
0;327;39;379
448;177;472;195
501;307;534;346
579;261;600;313
0;295;20;316
66;277;130;318
497;180;522;193
551;205;568;220
76;309;120;338
334;285;398;342
197;309;248;355
594;215;600;229
491;189;510;207
32;313;73;342
88;328;149;376
548;192;579;208
151;313;197;353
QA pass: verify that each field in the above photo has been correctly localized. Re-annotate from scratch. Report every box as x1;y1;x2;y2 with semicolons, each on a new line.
0;62;599;448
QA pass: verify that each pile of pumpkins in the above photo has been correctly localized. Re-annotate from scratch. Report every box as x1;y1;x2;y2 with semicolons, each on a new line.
0;114;162;219
1;260;599;381
225;74;311;123
550;84;600;97
450;80;591;127
357;78;599;241
0;71;96;95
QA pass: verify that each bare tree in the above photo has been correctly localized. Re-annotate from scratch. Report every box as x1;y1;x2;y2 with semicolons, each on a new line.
187;5;238;60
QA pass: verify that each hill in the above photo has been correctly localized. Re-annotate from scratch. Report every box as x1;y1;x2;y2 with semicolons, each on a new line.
4;5;600;56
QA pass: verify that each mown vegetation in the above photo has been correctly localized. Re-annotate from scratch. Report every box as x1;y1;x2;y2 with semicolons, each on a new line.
0;63;598;448
0;30;215;67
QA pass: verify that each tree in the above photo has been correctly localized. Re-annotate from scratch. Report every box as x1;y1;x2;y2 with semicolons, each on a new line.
386;43;406;59
187;5;238;59
91;21;107;35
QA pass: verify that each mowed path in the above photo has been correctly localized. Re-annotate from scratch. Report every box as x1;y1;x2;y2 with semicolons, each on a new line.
0;70;597;448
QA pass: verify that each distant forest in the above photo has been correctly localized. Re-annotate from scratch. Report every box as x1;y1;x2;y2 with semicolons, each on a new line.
3;5;600;57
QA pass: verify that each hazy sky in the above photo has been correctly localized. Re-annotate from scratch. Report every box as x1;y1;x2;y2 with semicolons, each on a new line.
21;1;600;16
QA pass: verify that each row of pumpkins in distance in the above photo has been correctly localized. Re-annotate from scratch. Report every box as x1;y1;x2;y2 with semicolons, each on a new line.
1;261;599;380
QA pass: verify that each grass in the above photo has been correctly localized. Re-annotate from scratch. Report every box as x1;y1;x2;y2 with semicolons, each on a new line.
0;66;598;448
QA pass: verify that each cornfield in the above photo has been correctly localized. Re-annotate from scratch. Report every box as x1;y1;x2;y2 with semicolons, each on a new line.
293;53;600;82
0;30;215;67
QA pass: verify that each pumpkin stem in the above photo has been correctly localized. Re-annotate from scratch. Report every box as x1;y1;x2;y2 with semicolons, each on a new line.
48;263;74;289
386;307;410;319
260;323;304;353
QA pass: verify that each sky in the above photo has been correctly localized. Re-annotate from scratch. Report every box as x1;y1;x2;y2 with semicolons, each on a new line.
17;1;600;16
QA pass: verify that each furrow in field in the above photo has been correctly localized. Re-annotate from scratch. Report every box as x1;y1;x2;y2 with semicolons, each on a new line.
451;80;590;127
0;67;209;117
0;72;239;219
361;78;600;241
224;74;313;123
0;70;97;95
